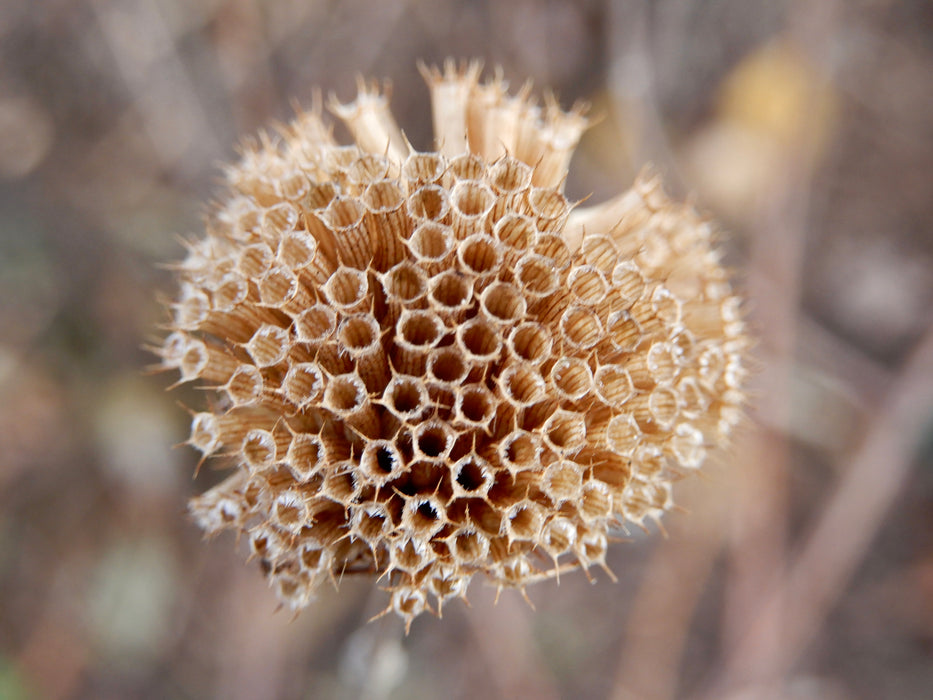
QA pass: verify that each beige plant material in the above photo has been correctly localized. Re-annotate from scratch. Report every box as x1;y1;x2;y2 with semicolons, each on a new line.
157;59;748;628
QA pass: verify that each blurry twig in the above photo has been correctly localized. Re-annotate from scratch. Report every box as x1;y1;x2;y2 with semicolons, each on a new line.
716;0;846;685
463;586;560;700
706;325;933;696
610;490;724;700
606;0;685;188
796;312;892;407
90;0;222;168
716;164;807;692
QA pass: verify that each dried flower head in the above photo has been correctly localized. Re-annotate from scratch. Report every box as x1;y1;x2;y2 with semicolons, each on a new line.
159;60;748;627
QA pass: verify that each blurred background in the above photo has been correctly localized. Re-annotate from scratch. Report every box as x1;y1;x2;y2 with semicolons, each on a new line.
1;0;932;698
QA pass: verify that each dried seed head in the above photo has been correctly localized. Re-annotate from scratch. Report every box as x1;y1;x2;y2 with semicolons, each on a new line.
159;59;749;627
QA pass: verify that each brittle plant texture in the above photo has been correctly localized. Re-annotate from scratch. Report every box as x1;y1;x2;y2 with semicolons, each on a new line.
158;60;748;627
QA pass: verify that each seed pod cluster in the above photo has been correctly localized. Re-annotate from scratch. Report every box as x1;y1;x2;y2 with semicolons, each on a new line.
160;60;748;627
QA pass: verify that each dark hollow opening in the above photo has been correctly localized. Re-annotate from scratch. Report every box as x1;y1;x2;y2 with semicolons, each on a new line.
456;460;485;492
375;446;396;474
418;427;447;457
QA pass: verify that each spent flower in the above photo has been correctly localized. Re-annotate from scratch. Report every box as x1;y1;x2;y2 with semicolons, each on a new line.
158;60;748;627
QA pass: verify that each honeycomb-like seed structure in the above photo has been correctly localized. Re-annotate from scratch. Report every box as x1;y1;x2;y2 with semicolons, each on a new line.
164;60;749;628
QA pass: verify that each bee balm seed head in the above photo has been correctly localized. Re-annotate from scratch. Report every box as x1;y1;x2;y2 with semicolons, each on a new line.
159;59;749;626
